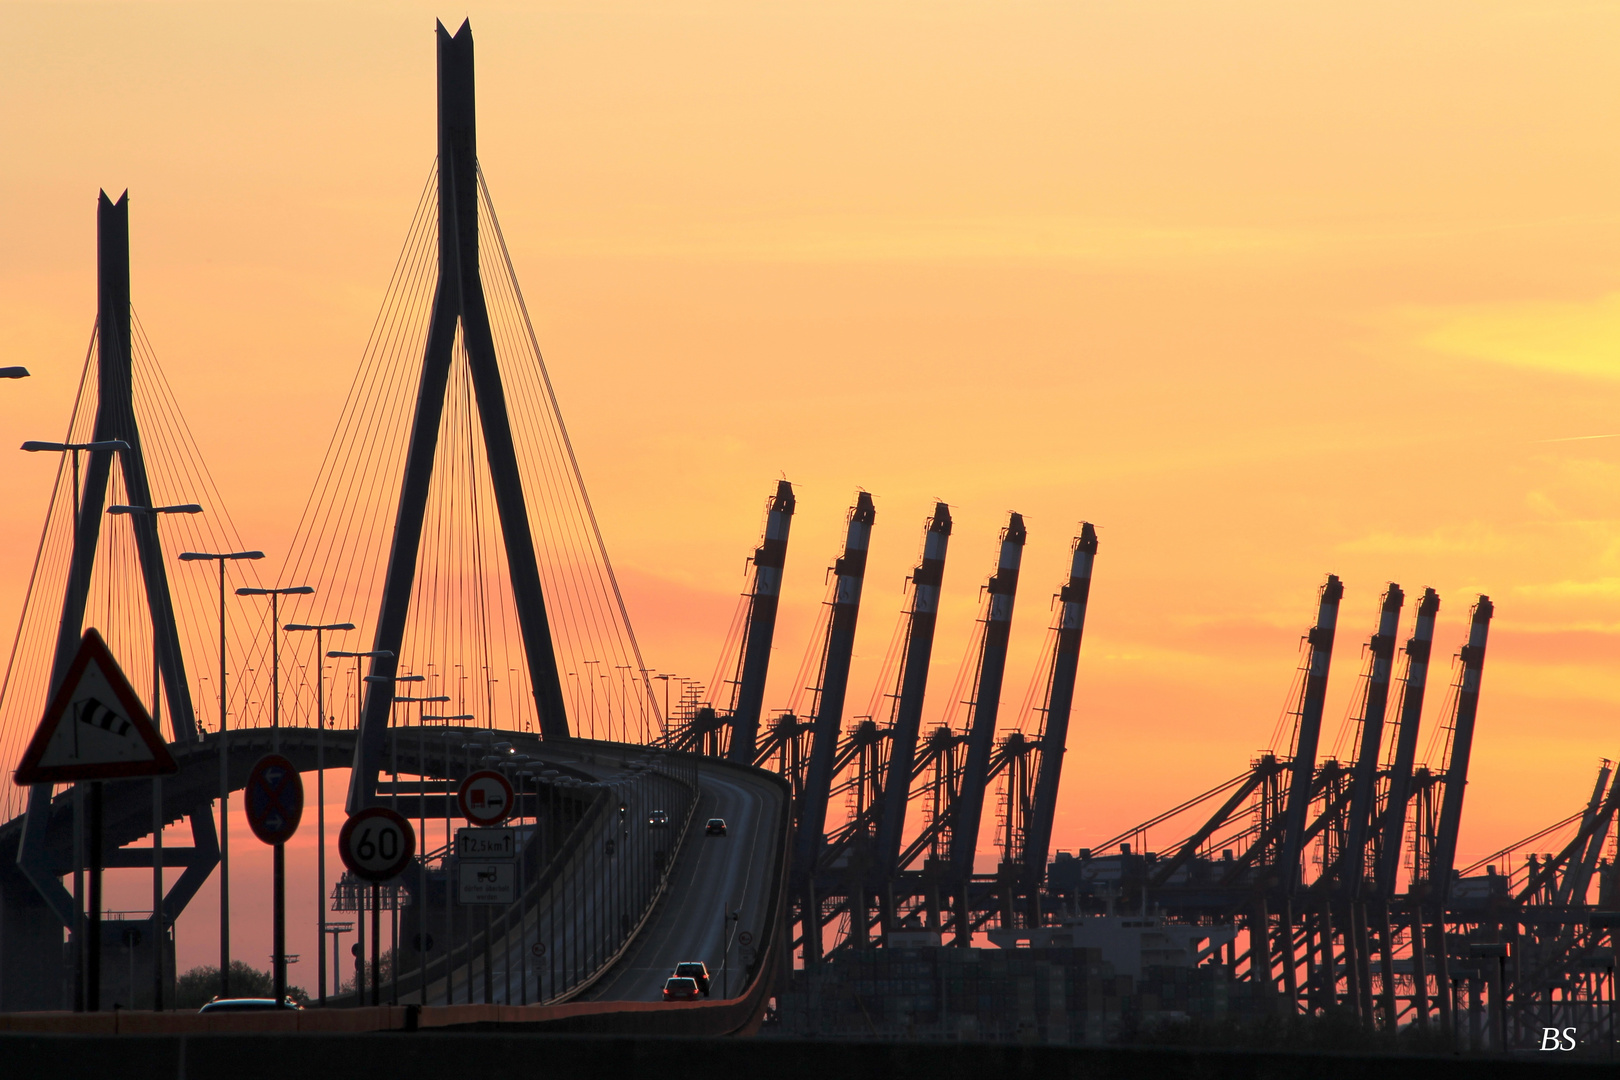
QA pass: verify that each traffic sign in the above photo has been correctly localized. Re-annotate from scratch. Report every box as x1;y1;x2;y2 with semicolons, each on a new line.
738;930;754;946
455;827;515;861
13;630;177;784
458;861;515;904
458;769;514;825
529;941;546;959
244;753;304;845
338;807;415;882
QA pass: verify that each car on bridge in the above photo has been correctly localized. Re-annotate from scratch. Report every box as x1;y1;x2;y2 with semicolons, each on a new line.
648;809;669;827
198;997;304;1012
705;818;727;837
674;960;710;996
662;976;701;1002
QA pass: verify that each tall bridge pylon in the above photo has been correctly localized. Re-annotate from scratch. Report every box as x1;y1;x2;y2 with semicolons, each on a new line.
5;193;221;1009
348;21;573;811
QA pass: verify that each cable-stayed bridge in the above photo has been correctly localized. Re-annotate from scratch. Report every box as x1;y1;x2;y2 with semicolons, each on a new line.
0;22;786;1027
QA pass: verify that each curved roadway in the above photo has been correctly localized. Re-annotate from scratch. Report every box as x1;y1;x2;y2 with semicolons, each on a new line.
416;746;784;1007
583;759;781;1002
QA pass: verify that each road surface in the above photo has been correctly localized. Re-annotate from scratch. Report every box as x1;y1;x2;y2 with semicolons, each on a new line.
584;759;782;1002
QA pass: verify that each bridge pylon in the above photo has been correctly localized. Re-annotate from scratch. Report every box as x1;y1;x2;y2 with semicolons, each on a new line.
6;192;221;1010
347;20;572;812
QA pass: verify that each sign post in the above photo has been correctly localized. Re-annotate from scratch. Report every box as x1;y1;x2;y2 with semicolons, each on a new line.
245;753;303;1008
13;630;177;1012
338;807;415;1006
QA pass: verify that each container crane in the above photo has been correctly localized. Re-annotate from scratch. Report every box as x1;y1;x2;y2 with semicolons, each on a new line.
947;514;1027;938
1373;586;1438;1026
725;480;796;763
1331;584;1404;1021
793;493;876;959
874;504;953;880
1016;524;1099;917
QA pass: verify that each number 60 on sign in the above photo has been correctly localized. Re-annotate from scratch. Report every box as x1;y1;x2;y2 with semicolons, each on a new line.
338;806;416;882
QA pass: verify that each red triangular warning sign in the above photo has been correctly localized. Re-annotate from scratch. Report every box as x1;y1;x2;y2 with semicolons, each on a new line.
13;629;177;784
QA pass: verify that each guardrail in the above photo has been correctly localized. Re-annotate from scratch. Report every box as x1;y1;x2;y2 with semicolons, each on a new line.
371;746;700;1006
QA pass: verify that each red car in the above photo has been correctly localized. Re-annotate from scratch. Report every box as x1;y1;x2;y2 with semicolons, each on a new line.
663;976;701;1002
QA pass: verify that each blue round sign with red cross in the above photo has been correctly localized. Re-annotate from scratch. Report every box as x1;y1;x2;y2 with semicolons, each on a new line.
245;753;304;846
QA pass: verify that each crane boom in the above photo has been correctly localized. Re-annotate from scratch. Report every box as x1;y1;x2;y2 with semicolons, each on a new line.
1374;587;1439;898
1020;523;1099;885
875;504;953;876
1277;575;1343;891
1341;584;1404;896
794;492;877;874
726;480;796;762
1427;595;1494;902
948;513;1027;879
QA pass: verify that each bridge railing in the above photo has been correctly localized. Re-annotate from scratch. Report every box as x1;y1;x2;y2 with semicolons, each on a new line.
379;745;699;1006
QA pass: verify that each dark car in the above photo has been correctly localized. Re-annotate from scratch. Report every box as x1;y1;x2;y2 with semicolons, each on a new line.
663;976;700;1002
705;818;727;837
648;809;669;827
674;960;711;995
198;997;303;1013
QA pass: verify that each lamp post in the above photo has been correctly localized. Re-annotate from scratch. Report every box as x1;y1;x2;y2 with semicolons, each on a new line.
583;660;601;734
615;665;631;742
284;622;354;1005
178;547;264;998
23;438;130;1013
108;502;202;1011
327;648;394;1003
361;663;411;1010
378;673;423;1006
428;711;475;1004
324;921;353;997
0;366;30;378
654;673;673;743
234;586;312;1008
396;692;449;1001
235;587;314;753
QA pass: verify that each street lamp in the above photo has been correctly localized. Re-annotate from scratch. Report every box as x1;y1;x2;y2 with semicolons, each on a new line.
369;670;427;1008
654;674;674;742
722;908;741;997
106;501;202;1011
234;586;312;1008
375;674;422;1008
178;547;264;998
283;622;354;1005
0;366;30;378
24;439;131;617
615;665;631;743
328;650;396;733
327;647;394;1006
396;690;450;1001
234;587;314;752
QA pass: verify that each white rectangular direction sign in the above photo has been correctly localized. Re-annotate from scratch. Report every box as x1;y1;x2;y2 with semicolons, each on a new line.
455;827;515;861
458;861;516;905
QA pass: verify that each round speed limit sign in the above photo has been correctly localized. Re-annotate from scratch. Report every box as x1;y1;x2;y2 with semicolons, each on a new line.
338;806;416;882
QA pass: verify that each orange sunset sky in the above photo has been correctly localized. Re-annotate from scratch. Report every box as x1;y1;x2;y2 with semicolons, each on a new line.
3;2;1620;975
